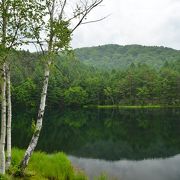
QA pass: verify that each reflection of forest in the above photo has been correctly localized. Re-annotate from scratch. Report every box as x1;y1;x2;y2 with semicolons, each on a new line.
13;108;180;160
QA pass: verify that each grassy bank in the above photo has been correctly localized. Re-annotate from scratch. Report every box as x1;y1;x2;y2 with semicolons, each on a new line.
2;148;87;180
84;105;180;109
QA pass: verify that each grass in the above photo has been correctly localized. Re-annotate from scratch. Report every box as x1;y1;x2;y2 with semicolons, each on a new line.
5;148;87;180
95;173;108;180
94;173;118;180
0;149;114;180
84;105;180;109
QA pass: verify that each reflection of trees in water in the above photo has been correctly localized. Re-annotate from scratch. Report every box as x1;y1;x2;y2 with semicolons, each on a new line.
13;108;180;160
12;111;36;149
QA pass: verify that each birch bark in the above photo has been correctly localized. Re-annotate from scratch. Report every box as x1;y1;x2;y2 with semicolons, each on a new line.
0;63;7;174
0;0;7;173
6;65;12;169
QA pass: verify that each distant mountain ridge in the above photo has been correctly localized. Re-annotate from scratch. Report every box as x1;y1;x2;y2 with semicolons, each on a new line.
74;44;180;70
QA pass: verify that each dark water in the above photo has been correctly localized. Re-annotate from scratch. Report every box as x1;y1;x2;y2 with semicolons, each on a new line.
13;108;180;179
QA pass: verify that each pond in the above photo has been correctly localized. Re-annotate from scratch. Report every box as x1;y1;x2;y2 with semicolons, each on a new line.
13;108;180;179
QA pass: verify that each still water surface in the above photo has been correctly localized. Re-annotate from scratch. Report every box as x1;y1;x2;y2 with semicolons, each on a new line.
69;154;180;180
13;108;180;179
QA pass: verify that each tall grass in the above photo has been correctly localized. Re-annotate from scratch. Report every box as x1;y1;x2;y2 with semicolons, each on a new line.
8;148;87;180
95;173;108;180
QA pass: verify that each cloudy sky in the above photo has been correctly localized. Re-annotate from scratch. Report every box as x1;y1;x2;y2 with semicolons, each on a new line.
71;0;180;50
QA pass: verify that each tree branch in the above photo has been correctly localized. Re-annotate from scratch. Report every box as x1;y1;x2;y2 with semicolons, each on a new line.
81;14;110;25
71;0;103;33
58;0;67;20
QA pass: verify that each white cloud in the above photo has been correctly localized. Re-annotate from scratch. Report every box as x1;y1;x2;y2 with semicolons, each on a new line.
71;0;180;50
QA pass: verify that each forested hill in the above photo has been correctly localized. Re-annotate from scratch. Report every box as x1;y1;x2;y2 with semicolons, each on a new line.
9;46;180;108
75;44;180;70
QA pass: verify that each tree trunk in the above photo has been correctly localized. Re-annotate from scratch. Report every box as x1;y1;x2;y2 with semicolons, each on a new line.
6;65;12;169
0;63;7;174
20;61;51;171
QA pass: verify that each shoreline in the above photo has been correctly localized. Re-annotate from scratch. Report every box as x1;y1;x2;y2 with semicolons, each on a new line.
83;105;180;109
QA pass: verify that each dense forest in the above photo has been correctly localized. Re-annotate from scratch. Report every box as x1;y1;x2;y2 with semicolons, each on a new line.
11;44;180;109
75;44;180;70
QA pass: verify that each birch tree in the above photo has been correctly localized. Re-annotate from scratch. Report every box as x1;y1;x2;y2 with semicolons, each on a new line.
20;0;104;171
6;64;11;169
0;0;9;173
0;63;6;174
0;0;45;173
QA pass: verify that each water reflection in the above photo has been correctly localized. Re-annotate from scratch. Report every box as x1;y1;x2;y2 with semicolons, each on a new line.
12;108;180;160
69;155;180;180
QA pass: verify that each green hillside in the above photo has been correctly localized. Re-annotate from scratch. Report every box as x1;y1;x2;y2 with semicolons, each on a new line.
75;44;180;70
9;48;180;108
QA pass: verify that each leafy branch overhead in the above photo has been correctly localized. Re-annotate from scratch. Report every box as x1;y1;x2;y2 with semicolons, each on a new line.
0;0;45;49
24;0;104;52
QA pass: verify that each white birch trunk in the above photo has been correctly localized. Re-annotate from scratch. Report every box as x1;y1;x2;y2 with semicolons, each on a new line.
6;66;12;169
20;61;51;170
0;63;7;174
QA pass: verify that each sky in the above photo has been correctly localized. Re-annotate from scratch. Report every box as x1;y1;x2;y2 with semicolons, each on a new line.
71;0;180;50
